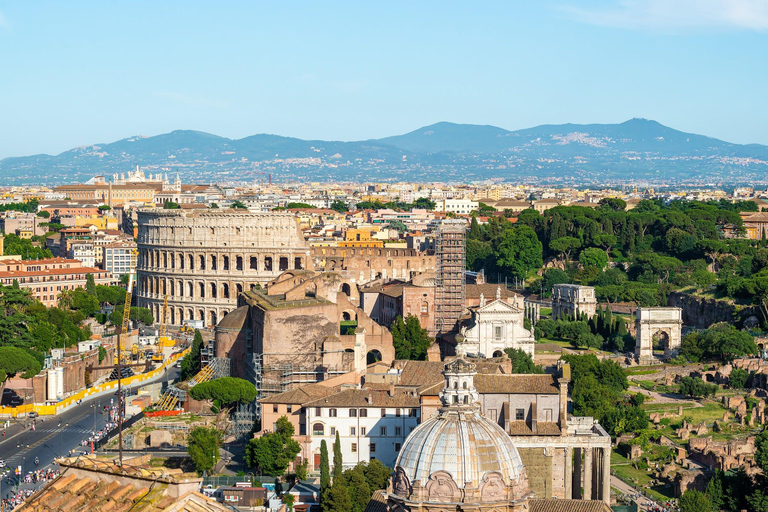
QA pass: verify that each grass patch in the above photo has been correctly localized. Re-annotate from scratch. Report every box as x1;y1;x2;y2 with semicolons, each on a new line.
540;307;552;317
626;369;661;376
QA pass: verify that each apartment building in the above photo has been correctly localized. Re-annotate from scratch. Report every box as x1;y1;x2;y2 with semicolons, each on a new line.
103;240;137;277
0;257;117;307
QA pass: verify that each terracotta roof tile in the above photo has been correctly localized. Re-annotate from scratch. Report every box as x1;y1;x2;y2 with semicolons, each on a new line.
304;388;420;408
474;374;559;394
508;421;561;436
529;498;611;512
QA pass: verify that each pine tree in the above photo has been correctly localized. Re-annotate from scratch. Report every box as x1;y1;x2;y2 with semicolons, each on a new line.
605;307;614;336
320;439;330;496
333;431;343;480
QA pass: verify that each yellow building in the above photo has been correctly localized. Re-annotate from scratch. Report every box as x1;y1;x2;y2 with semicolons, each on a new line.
345;228;378;242
74;215;119;231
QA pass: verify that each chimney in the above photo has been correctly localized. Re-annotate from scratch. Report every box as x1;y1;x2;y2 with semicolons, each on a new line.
389;382;395;397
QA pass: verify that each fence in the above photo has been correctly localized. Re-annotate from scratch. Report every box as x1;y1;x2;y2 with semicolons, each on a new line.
94;410;146;450
144;410;183;417
0;348;190;418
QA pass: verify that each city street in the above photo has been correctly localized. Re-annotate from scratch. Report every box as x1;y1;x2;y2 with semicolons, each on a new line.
0;365;179;500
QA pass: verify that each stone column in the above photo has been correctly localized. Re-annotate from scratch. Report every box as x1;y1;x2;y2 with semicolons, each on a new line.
564;446;573;499
573;448;582;499
602;447;611;505
584;447;593;500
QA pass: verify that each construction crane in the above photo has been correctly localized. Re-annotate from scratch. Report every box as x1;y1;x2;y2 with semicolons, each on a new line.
115;272;133;467
157;294;175;351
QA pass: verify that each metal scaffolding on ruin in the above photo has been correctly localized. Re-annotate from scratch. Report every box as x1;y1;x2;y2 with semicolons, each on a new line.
229;400;256;440
435;219;466;335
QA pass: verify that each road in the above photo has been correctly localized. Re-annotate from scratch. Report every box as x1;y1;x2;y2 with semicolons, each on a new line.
0;365;179;500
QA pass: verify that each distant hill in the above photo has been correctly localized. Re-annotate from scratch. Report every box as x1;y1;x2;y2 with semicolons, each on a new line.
2;119;767;185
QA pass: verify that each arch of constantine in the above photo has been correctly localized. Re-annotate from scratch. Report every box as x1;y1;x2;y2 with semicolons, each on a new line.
136;209;311;327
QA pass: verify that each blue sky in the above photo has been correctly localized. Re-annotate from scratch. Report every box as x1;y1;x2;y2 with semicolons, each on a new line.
0;0;767;158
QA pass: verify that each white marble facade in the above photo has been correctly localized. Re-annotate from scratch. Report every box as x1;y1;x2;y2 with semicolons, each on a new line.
458;292;535;358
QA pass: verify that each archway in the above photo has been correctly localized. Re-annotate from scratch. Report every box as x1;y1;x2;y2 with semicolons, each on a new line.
305;282;317;298
652;330;670;352
367;350;382;365
341;283;352;297
492;350;504;358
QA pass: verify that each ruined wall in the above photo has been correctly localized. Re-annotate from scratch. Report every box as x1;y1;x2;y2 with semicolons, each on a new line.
667;292;760;329
517;447;554;499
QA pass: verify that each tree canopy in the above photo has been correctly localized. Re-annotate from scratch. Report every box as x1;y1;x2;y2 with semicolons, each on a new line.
188;377;258;409
187;426;222;474
390;315;431;360
245;416;301;476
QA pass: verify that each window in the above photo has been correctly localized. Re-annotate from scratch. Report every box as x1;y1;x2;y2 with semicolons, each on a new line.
350;427;356;436
329;408;337;418
381;408;387;417
287;405;292;413
516;409;525;420
273;405;278;413
380;426;387;436
330;427;336;436
313;423;324;436
495;326;502;339
395;427;402;436
409;426;415;434
351;443;357;453
359;409;367;418
544;409;553;422
396;409;401;417
349;408;357;417
361;427;367;436
409;409;418;417
315;407;322;416
370;443;376;453
395;443;401;451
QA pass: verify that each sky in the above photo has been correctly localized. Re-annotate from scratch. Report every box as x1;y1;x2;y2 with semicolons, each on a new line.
0;0;767;158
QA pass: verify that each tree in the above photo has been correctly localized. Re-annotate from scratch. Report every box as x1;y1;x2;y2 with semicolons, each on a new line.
579;247;609;272
466;239;492;271
322;481;352;512
755;425;768;473
678;489;712;512
363;459;391;490
36;210;51;218
283;493;295;512
729;367;750;389
390;315;431;360
549;236;580;262
330;200;349;213
333;430;343;480
678;376;718;398
495;225;543;281
387;220;408;234
98;345;107;363
504;348;544;374
320;439;331;497
286;202;313;209
98;204;111;211
413;197;436;210
163;201;180;209
245;416;301;476
188;377;258;410
181;329;204;380
598;197;627;212
187;427;222;474
231;200;248;209
210;202;219;208
342;464;372;512
85;274;97;297
0;346;42;382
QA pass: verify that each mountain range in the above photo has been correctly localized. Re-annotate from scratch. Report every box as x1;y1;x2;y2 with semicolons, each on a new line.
2;119;767;186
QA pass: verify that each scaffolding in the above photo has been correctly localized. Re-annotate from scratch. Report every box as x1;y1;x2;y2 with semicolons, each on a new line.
435;219;466;335
229;400;256;440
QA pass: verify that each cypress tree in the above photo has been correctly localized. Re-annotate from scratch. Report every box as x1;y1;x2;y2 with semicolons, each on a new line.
320;439;330;496
605;307;614;336
333;431;343;480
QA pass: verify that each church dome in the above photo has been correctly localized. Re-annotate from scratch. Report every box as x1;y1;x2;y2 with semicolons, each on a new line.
391;359;530;505
396;406;526;488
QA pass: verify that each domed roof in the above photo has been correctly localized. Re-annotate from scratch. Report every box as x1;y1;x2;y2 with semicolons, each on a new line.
393;358;527;500
395;406;526;488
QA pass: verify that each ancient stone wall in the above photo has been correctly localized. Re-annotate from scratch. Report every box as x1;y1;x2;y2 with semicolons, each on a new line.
136;209;311;327
667;292;760;329
311;246;435;284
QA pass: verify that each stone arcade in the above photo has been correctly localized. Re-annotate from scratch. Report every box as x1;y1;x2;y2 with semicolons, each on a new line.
136;209;311;327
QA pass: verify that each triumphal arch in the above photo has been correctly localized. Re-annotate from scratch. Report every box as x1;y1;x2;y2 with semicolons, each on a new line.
634;307;683;364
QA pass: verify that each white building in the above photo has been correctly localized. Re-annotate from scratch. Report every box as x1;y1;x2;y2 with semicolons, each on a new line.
435;199;478;216
103;240;137;277
304;387;420;470
458;292;536;358
68;242;96;268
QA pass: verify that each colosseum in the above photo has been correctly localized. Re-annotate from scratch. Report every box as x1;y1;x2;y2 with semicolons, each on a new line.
136;209;311;327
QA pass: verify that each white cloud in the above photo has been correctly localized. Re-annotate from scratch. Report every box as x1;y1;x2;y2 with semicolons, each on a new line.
559;0;768;31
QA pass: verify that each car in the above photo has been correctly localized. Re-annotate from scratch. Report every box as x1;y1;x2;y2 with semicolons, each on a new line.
28;411;38;418
0;460;6;468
